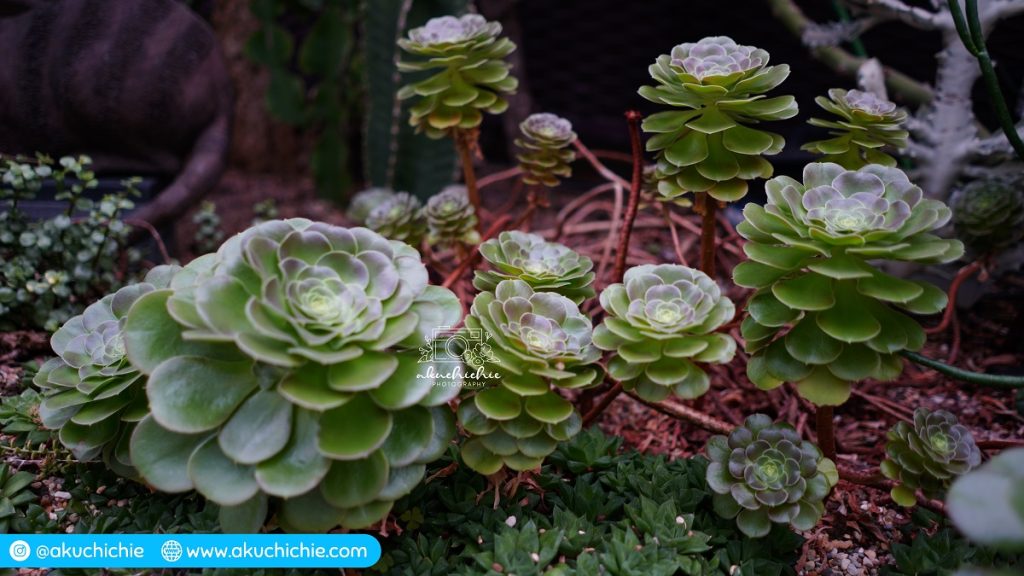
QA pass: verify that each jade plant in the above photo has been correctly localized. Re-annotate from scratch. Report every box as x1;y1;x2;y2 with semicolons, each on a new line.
117;219;462;532
802;88;908;169
397;14;517;140
458;280;603;473
593;264;735;401
951;178;1024;254
881;407;981;506
639;36;797;203
474;231;595;304
364;191;428;247
347;187;398;225
515;113;577;187
426;185;481;246
705;414;837;538
735;162;963;406
33;266;178;473
947;448;1024;551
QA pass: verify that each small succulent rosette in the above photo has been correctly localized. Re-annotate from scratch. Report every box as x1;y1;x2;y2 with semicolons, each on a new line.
426;185;481;246
593;264;735;402
639;36;797;203
347;187;397;225
120;219;463;532
364;191;428;247
881;408;981;506
735;163;963;406
515;113;577;187
458;280;603;474
398;14;518;138
474;231;595;304
802;88;908;169
34;266;180;472
951;178;1024;254
706;414;837;538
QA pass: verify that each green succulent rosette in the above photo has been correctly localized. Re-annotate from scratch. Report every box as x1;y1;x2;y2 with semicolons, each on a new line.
426;185;481;246
347;187;397;225
458;280;603;474
593;264;735;402
706;414;838;538
952;178;1024;253
734;163;964;406
474;231;595;304
364;191;428;247
515;113;577;187
120;219;462;532
802;88;908;169
881;408;981;506
33;266;179;472
948;448;1024;552
398;14;518;139
639;36;797;203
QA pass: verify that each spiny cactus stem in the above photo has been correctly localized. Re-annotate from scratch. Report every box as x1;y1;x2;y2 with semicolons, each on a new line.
697;193;718;277
816;406;837;461
925;259;984;335
453;128;482;229
613;111;645;285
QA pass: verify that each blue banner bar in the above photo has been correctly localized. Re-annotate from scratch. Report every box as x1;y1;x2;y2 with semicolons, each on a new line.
0;534;381;568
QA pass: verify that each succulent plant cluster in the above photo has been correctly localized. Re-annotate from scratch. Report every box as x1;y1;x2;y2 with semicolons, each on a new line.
593;264;735;401
398;14;518;139
365;192;428;247
951;178;1024;253
706;414;837;538
49;218;464;533
881;408;981;506
474;231;595;304
33;266;179;474
803;89;908;169
639;36;797;203
458;280;602;473
735;163;963;406
426;185;481;246
514;113;577;187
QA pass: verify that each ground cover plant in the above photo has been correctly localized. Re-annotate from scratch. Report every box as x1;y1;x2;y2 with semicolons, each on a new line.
2;2;1024;575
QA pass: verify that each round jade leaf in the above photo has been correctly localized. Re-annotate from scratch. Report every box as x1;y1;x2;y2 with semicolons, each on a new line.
377;464;427;501
318;394;393;459
218;390;293;465
279;489;344;533
130;415;205;493
368;353;434;410
501;413;546;438
337;500;394;530
321;450;390;508
380;405;434;467
461;438;504;475
327;351;398;392
58;418;118;461
772;273;835;311
503;452;545;472
547;411;582;442
148;356;258;434
474;386;522;421
254;408;330;497
188;436;259;506
784;316;842;365
218;493;268;534
524;393;573;424
795;366;851;406
517;433;557;458
414;408;456;464
457;399;498;435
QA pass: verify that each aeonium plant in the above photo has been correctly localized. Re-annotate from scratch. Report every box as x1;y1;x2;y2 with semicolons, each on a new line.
458;280;603;474
734;162;963;406
474;231;595;304
802;88;909;169
34;266;186;473
593;264;735;401
120;219;463;532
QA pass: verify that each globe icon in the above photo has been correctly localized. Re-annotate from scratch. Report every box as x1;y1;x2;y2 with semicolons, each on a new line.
160;540;183;563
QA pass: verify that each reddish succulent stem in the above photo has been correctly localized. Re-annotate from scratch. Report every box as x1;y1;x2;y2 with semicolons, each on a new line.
613;111;644;285
816;406;837;461
698;193;717;277
441;215;511;289
925;259;983;335
454;128;481;230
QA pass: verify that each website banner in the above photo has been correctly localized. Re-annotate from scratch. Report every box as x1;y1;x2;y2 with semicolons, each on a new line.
0;534;381;568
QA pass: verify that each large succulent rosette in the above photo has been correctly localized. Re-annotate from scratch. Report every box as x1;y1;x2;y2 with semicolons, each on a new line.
951;178;1024;253
121;219;462;532
593;264;735;402
881;408;981;506
398;14;518;139
514;113;577;187
639;36;797;202
474;231;595;305
947;448;1024;552
34;266;180;472
364;191;428;247
802;88;908;169
426;185;481;246
734;163;963;406
458;280;602;473
706;414;837;538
